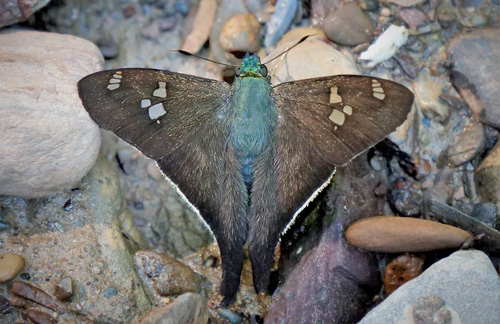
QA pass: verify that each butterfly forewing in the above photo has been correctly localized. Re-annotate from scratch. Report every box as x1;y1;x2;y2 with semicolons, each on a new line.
78;68;232;159
273;75;414;166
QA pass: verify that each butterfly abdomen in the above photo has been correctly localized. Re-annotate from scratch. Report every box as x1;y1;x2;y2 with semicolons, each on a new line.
229;77;278;188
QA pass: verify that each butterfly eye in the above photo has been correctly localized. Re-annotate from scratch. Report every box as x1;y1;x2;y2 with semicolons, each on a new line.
235;67;241;77
260;65;268;77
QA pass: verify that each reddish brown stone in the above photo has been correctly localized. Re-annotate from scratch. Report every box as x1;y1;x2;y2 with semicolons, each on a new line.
26;308;57;324
11;282;65;314
385;254;425;295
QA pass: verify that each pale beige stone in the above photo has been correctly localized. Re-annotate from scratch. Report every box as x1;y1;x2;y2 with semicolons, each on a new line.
345;216;472;252
0;30;103;198
265;39;360;86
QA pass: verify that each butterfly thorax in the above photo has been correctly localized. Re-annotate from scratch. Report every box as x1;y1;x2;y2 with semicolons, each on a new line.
230;57;277;189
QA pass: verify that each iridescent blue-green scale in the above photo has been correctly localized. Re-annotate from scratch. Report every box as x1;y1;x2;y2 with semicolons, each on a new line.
230;76;278;189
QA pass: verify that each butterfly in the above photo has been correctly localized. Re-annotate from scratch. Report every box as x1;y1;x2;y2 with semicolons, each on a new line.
78;52;414;306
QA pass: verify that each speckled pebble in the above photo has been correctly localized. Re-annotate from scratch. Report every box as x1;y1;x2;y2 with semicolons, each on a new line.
0;253;25;283
220;13;261;54
323;3;374;46
388;179;422;217
345;216;472;252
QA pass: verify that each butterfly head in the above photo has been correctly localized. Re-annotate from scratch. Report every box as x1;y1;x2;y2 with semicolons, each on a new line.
235;53;268;78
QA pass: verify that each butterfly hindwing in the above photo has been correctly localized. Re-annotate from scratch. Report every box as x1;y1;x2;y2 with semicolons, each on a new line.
78;69;249;304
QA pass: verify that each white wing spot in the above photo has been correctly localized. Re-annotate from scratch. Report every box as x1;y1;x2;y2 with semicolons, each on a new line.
329;86;342;104
343;105;353;115
373;87;384;93
373;92;386;100
141;99;151;108
148;103;167;120
153;81;167;98
329;109;345;126
107;84;120;91
107;71;123;90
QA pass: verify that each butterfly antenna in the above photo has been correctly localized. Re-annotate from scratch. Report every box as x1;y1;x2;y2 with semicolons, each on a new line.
173;50;237;68
262;35;313;65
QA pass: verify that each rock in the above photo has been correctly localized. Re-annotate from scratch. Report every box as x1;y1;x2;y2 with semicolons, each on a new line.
447;28;500;129
0;295;12;314
276;27;325;47
219;14;261;54
471;202;497;228
0;156;151;322
265;38;360;86
476;141;500;202
0;0;50;28
134;250;202;299
0;30;102;198
359;25;409;68
438;9;457;28
158;16;177;32
358;250;500;324
26;308;57;324
54;277;73;301
398;8;426;30
388;0;424;7
181;0;217;54
388;179;422;217
264;0;299;47
96;38;120;59
323;3;374;46
411;295;453;324
217;308;244;323
345;216;472;252
358;0;379;11
448;121;485;166
0;253;25;283
309;0;342;25
265;220;380;324
209;0;265;64
11;281;65;314
385;254;425;295
413;69;450;120
139;293;208;324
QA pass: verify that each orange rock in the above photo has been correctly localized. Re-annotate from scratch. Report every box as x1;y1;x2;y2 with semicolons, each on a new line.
385;254;424;295
345;216;472;252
